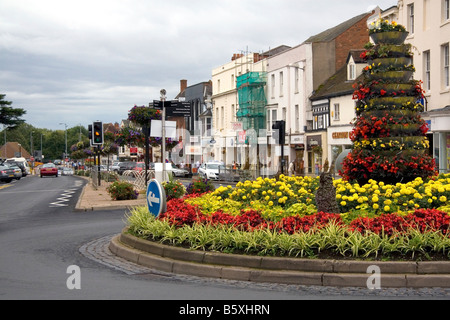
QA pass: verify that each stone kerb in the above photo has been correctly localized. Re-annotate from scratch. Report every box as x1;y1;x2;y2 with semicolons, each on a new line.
109;229;450;288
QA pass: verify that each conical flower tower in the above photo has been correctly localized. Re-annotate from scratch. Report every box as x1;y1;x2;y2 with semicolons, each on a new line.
341;19;436;185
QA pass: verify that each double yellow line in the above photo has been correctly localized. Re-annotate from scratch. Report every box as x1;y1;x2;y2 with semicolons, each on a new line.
0;184;13;190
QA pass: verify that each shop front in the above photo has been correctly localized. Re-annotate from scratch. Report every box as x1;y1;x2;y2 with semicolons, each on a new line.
327;126;353;167
306;133;326;175
429;106;450;174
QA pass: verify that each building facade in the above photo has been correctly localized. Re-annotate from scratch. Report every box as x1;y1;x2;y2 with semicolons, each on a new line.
397;0;450;173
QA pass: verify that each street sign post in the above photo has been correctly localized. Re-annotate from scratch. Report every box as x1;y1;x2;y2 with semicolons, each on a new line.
153;100;191;117
146;179;167;217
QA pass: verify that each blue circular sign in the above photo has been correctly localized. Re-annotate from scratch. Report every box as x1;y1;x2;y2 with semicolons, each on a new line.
146;179;167;217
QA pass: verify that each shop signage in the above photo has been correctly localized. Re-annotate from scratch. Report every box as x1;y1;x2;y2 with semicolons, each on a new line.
332;131;352;139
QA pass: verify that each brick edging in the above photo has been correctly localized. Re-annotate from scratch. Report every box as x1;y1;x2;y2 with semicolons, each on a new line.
109;229;450;288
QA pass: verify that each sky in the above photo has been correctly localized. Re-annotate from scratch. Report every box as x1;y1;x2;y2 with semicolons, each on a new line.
0;0;398;131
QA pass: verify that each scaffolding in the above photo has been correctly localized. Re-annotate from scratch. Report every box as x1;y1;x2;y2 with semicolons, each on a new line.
236;71;267;131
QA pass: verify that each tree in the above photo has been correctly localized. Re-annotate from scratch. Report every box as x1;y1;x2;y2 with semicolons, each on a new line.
0;94;26;129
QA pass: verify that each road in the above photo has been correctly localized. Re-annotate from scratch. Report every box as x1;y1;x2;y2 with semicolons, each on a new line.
1;175;449;302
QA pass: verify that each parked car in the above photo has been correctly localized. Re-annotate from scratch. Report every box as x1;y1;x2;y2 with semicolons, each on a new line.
198;162;224;180
0;164;15;183
169;163;190;177
110;161;121;173
8;163;23;180
40;163;58;178
62;167;74;175
6;157;31;176
118;161;136;175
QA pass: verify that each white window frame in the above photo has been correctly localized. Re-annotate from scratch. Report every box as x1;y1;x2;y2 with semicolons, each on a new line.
443;43;450;88
334;103;340;121
424;50;431;91
279;71;284;97
408;4;415;34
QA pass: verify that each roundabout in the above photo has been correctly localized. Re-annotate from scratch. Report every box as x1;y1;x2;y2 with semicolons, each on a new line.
110;228;450;289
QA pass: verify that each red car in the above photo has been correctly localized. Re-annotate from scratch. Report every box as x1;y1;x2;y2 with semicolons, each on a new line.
40;163;58;178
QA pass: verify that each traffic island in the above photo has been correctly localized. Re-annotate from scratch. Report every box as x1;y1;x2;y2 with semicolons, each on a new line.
109;228;450;288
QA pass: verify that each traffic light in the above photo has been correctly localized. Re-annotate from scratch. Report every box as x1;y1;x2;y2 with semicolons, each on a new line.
92;121;103;145
272;120;285;145
88;124;93;142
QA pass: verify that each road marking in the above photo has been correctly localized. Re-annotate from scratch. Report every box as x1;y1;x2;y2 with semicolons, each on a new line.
0;184;13;190
49;180;84;207
49;189;76;207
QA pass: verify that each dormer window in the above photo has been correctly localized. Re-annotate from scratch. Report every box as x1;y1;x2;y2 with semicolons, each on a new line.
348;62;356;80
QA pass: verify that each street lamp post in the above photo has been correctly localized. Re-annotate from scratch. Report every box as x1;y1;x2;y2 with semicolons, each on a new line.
160;89;166;181
59;123;68;161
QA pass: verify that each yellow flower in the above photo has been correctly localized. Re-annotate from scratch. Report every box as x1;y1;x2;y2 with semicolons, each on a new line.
340;201;347;206
440;196;447;202
268;201;274;206
384;205;390;212
373;204;379;210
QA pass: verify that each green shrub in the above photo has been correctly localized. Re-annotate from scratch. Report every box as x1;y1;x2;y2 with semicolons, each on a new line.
162;176;186;200
107;181;138;200
186;177;215;195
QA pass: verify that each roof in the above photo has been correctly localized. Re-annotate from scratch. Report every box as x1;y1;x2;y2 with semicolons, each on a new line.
304;12;369;43
346;49;366;64
310;50;367;101
0;142;31;159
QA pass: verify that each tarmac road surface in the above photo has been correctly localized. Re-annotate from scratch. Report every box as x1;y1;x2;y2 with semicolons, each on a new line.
1;175;449;301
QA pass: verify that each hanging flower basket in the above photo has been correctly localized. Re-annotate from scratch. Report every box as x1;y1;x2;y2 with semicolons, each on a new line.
128;105;162;126
370;31;409;45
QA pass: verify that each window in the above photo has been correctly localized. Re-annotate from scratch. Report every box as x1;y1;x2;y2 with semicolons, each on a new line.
231;74;235;88
443;43;450;88
334;103;340;121
216;107;219;128
408;4;415;34
231;104;235;122
424;50;431;91
294;105;299;132
444;0;450;21
267;109;278;131
271;74;275;98
279;71;284;96
221;106;224;128
217;79;221;93
348;63;356;80
295;68;299;93
312;102;329;130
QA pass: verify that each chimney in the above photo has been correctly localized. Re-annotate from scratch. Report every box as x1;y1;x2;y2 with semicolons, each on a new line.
180;79;187;93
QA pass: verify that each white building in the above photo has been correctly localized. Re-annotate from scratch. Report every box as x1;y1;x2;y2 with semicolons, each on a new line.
398;0;450;174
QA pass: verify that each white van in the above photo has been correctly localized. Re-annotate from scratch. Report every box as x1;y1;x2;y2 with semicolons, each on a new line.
6;157;31;176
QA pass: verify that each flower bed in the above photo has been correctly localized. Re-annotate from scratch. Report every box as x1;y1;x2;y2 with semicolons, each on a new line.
126;174;450;260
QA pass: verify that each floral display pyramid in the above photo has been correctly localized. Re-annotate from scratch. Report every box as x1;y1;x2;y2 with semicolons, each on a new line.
341;19;436;184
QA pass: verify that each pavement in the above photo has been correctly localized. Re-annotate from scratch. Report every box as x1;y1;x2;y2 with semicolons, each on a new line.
75;178;146;211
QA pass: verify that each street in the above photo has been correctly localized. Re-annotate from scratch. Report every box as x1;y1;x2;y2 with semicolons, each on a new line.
1;175;449;301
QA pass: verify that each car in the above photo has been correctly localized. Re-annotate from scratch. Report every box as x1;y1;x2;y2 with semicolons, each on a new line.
134;162;145;172
40;163;58;178
169;163;190;177
62;167;74;175
110;161;121;173
6;157;31;176
198;162;224;180
118;161;136;175
0;164;15;183
8;163;23;180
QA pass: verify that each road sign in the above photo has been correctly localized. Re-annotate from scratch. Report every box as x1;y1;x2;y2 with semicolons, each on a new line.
146;179;167;217
153;100;191;117
166;101;191;117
